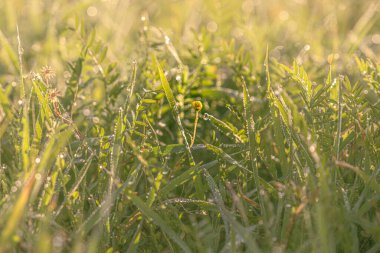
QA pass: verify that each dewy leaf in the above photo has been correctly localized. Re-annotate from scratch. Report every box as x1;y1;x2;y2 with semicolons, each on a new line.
64;54;85;112
241;76;266;217
108;108;124;197
128;193;192;253
207;114;243;143
159;160;218;196
0;29;19;73
153;55;176;110
153;54;194;165
124;60;137;114
21;103;30;171
205;144;250;173
30;80;51;161
32;80;53;120
0;86;13;139
201;168;230;238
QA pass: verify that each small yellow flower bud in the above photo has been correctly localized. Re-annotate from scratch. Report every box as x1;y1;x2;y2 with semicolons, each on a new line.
192;101;203;112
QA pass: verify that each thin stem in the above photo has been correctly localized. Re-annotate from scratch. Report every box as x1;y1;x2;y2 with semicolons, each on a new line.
190;111;199;148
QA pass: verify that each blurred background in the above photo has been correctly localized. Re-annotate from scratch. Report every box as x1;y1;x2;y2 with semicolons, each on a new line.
0;0;379;81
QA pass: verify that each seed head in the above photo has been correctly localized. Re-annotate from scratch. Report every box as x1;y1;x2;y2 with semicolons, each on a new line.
40;65;56;84
48;88;61;102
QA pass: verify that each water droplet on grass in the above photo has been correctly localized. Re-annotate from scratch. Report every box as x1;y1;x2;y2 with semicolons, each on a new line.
35;173;42;180
165;35;170;45
87;6;98;17
206;21;218;33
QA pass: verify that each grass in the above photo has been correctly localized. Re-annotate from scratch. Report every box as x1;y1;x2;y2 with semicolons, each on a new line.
0;0;379;252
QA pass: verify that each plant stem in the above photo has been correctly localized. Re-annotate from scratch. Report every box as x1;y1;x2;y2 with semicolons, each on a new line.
190;111;199;148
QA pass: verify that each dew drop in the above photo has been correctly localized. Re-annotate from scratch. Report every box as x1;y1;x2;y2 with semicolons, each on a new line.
83;108;91;116
164;35;170;45
87;6;98;17
92;117;100;124
206;21;218;33
35;173;42;180
15;180;22;187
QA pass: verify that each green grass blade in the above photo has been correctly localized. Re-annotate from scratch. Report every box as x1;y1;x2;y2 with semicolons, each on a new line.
0;29;19;73
21;102;30;171
160;160;218;196
128;193;192;253
241;76;266;217
153;54;194;165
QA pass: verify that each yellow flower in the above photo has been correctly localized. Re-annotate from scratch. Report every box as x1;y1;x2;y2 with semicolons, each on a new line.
191;101;203;112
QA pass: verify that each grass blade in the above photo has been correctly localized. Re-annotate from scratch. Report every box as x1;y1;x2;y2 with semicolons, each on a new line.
153;54;194;165
128;193;192;253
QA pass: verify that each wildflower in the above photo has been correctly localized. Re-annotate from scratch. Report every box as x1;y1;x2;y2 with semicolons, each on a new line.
40;65;56;85
48;88;61;103
191;101;203;112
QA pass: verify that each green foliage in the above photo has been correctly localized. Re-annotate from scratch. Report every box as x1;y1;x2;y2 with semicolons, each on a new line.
0;0;379;252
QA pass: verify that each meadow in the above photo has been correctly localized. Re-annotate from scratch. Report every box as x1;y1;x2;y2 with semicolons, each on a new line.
0;0;379;252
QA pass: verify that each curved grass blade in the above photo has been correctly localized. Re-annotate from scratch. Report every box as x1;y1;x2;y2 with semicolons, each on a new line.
21;102;30;171
160;160;218;196
207;114;244;143
153;54;194;165
0;29;19;73
201;168;230;238
241;76;266;217
128;193;192;253
0;128;72;244
0;86;13;138
124;60;137;114
205;144;251;173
